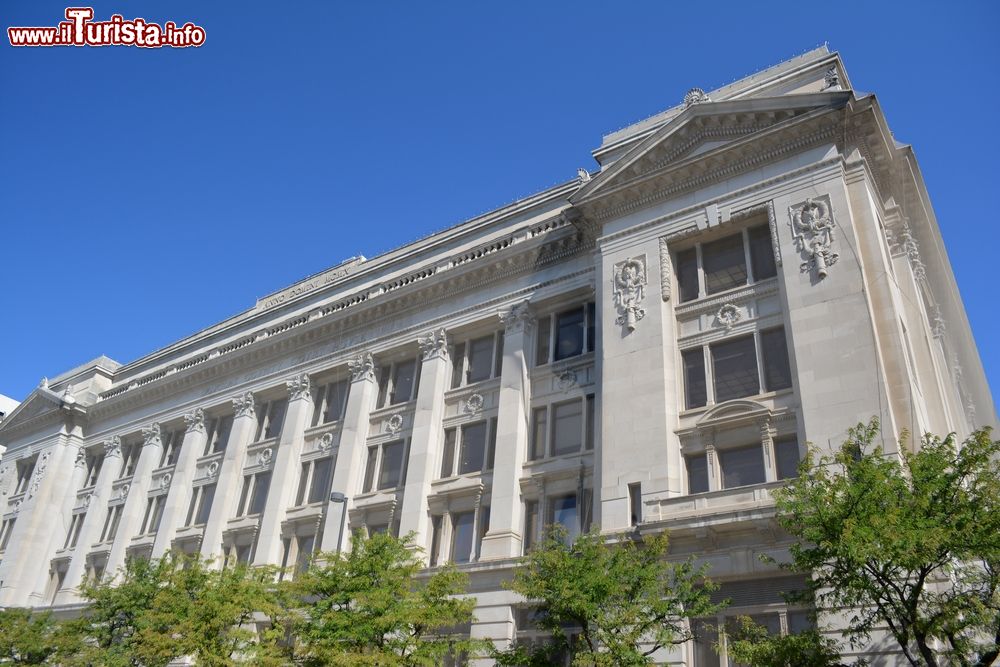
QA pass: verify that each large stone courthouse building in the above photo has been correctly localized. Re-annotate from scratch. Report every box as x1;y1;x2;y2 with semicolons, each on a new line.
0;47;993;664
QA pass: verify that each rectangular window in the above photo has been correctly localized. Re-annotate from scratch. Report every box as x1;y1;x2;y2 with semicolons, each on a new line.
196;484;215;525
15;459;35;495
0;518;16;551
535;316;551;367
687;454;709;494
628;482;642;526
554;307;585;361
308;457;333;504
377;365;392;408
257;399;288;441
295;535;315;576
120;444;139;478
466;335;494;384
748;224;777;281
63;514;82;549
458;422;488;475
677;247;699;303
761;328;793;392
441;428;457;478
391;360;417;405
249;472;271;515
494;334;505;378
775;436;800;480
237;476;252;516
450;342;466;389
295;462;310;506
530;407;547;461
314;379;350;426
719;446;766;489
205;415;233;455
429;515;443;566
450;511;475;564
485;418;497;471
551;400;583;456
363;447;378;492
477;506;490;560
682;348;708;409
523;501;538;553
101;505;123;542
235;544;252;565
586;302;596;353
711;335;759;403
703;233;747;295
159;429;183;467
142;496;165;534
549;495;579;543
85;453;103;487
585;395;596;450
378;440;405;490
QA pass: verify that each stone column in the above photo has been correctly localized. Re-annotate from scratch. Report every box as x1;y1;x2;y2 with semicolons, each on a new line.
759;418;777;483
200;392;257;564
480;301;533;560
398;330;450;557
319;352;377;553
104;423;164;580
151;409;209;558
54;437;123;604
254;374;314;566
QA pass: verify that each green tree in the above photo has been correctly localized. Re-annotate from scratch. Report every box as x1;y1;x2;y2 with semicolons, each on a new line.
290;531;478;666
770;419;1000;667
60;554;287;666
494;526;724;666
0;608;63;665
724;614;846;667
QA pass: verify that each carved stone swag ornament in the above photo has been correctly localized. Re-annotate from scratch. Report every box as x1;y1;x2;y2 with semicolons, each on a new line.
613;255;647;332
789;196;839;279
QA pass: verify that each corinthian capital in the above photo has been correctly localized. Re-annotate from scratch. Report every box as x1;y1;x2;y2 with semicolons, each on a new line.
348;351;376;383
142;422;162;448
232;391;256;418
417;329;449;362
499;301;534;335
104;435;123;459
184;407;206;433
286;373;312;402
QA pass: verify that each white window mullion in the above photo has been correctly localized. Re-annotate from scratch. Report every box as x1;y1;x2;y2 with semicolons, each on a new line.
703;345;715;406
753;330;766;394
695;243;706;298
743;227;755;284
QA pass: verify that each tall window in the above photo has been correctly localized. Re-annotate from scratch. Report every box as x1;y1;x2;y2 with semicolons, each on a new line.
13;458;35;495
185;483;216;526
774;436;801;480
63;513;86;549
528;395;596;461
159;428;184;467
140;495;166;534
362;439;407;493
119;443;140;479
312;379;350;426
0;518;17;551
295;457;334;506
451;332;504;388
101;505;124;542
255;399;288;441
236;471;271;517
450;511;475;564
377;358;420;408
83;451;104;487
676;224;778;303
204;414;233;455
440;420;497;478
682;326;793;408
535;303;596;366
685;435;801;494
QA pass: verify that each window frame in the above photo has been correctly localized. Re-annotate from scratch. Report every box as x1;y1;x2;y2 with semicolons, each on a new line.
534;302;597;367
295;455;335;506
362;438;410;493
675;223;778;304
312;378;350;426
450;331;505;389
236;471;272;517
254;398;288;442
376;356;422;408
527;394;597;462
440;419;498;478
204;414;234;455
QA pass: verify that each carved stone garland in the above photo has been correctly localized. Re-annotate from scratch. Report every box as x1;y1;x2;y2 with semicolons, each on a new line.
613;255;647;332
789;196;839;279
417;328;449;361
348;351;376;382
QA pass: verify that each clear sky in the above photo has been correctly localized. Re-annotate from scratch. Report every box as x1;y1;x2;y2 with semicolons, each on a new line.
1;1;997;412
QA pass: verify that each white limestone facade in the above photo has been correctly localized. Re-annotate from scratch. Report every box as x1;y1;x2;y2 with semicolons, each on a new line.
0;48;993;665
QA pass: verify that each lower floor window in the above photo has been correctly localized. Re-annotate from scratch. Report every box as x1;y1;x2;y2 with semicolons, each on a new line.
685;435;800;494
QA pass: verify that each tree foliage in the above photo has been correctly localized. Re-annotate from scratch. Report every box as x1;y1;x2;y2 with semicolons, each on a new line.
725;614;847;667
772;419;1000;667
0;608;63;665
494;526;724;666
290;531;478;666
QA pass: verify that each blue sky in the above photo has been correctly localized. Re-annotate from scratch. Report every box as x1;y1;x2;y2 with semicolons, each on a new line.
1;1;997;411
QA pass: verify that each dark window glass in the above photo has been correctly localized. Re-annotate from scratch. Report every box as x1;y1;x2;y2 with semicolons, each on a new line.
687;455;709;494
585;395;596;450
477;506;490;560
719;446;765;489
308;458;333;504
459;422;487;474
485;419;497;471
551;401;583;456
378;441;405;490
323;381;350;423
554;308;585;361
363;447;378;492
429;515;443;566
535;317;551;366
249;472;271;515
703;233;747;295
148;496;164;533
185;491;199;526
196;484;215;525
523;501;538;553
550;495;579;543
761;328;793;392
748;224;777;280
467;336;494;384
493;335;505;378
376;365;391;408
677;248;699;302
682;348;707;409
295;462;310;506
441;428;456;478
451;343;465;389
450;512;475;564
628;482;642;525
530;407;547;460
264;400;287;439
788;610;814;634
237;476;252;516
391;360;416;404
775;437;800;480
208;416;232;454
711;336;759;402
585;302;596;352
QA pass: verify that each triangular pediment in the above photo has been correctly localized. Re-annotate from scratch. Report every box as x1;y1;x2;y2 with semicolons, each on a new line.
570;91;852;210
0;390;62;434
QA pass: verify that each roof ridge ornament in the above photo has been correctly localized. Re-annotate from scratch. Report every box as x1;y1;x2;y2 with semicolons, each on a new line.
683;87;711;107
